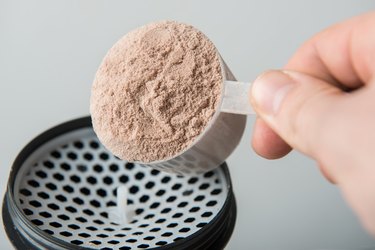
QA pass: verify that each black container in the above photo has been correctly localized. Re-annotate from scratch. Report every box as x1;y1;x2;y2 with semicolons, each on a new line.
2;117;236;250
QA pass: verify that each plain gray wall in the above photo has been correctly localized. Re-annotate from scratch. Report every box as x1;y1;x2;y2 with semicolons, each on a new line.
1;1;375;249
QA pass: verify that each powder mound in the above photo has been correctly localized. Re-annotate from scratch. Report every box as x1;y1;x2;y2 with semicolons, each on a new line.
90;21;223;162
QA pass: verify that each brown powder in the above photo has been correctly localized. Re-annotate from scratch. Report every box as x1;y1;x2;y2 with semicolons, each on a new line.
90;21;222;162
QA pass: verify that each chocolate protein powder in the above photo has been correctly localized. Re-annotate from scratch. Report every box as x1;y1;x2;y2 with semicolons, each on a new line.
90;21;223;162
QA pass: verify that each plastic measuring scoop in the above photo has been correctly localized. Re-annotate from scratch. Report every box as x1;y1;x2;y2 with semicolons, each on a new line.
139;56;253;175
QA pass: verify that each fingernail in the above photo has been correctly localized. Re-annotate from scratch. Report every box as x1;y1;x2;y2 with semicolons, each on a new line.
251;70;295;115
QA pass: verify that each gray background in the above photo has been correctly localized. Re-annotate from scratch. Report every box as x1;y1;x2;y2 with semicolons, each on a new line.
1;1;375;249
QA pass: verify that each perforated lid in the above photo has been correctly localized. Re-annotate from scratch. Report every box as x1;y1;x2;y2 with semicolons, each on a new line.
3;117;236;250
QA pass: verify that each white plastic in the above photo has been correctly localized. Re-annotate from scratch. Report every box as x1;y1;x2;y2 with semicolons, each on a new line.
221;80;254;115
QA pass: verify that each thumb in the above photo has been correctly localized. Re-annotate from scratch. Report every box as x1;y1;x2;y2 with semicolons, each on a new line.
250;70;344;162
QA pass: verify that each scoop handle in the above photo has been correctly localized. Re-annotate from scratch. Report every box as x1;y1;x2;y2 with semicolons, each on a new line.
220;80;255;115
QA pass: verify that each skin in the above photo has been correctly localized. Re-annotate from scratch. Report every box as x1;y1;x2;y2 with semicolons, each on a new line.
250;11;375;236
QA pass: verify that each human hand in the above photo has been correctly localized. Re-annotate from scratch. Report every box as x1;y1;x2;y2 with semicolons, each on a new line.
250;12;375;236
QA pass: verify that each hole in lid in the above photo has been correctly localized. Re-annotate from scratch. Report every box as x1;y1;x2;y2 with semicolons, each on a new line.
97;188;107;197
19;199;24;204
204;171;215;178
43;160;54;169
161;176;171;183
139;224;149;228
211;188;222;195
60;231;72;237
23;208;33;216
167;196;177;202
99;152;109;160
156;241;167;246
199;183;210;190
93;164;103;173
70;240;83;245
83;152;93;161
48;203;59;210
103;227;114;232
66;206;77;213
73;141;84;149
145;181;155;189
87;176;97;185
80;187;90;195
86;226;98;231
90;240;101;245
201;211;213;218
119;175;129;183
150;227;161;232
139;195;150;203
197;222;207;228
63;185;74;193
77;165;87;172
31;219;43;226
125;162;134;170
78;233;90;238
172;183;182;190
103;176;113;185
144;214;155;219
70;175;81;183
94;219;104;225
100;212;108;218
58;214;70;220
20;188;32;196
189;206;200;212
144;236;155;241
35;170;47;179
167;223;178;228
129;185;139;194
53;173;64;181
67;152;77;160
156;189;165;196
39;211;51;218
60;163;71;171
44;229;54;235
109;163;119;172
194;195;205;201
51;150;62;159
155;218;166;223
206;200;217;207
188;177;198;184
90;199;101;208
138;244;149;248
174;237;184;242
185;217;195;223
150;169;160;175
83;209;94;216
179;227;191;233
135;208;144;215
45;182;57;190
161;208;171;214
135;172;145;180
178;201;188;208
76;217;87;223
56;194;67;202
114;233;126;237
89;141;99;149
29;200;41;207
27;180;39;187
108;240;120;245
107;201;116;207
50;222;62;228
126;239;137;243
172;213;183;218
37;191;49;199
68;224;80;230
119;247;131;250
161;232;173;237
150;202;160;209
